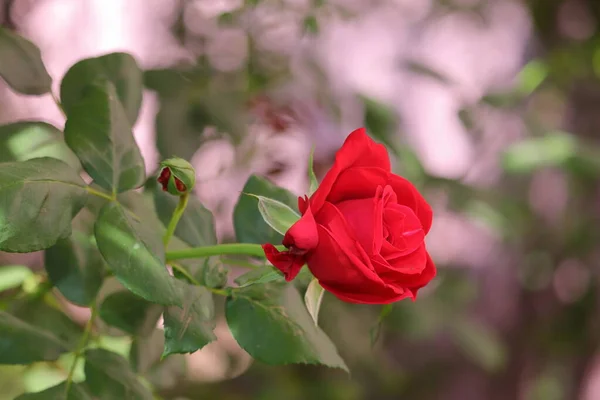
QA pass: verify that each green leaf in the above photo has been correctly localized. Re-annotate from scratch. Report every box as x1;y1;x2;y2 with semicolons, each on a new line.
64;81;145;194
60;52;143;123
233;175;298;244
451;318;506;372
84;349;153;400
0;311;70;364
9;299;82;349
163;282;216;356
234;265;284;287
0;122;79;168
0;157;88;253
15;381;92;400
99;291;162;337
253;195;300;236
0;265;33;292
45;235;105;307
0;27;52;95
308;146;319;196
94;202;181;306
226;284;348;371
502;132;578;173
362;96;398;153
153;188;216;247
369;303;393;346
304;278;325;326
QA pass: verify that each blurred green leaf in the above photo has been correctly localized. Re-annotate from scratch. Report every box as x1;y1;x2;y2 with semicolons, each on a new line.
226;284;348;371
162;282;216;357
99;291;162;337
15;381;92;400
362;96;398;153
0;122;80;167
369;303;393;346
0;157;88;253
0;266;32;292
502;131;578;173
45;235;105;307
451;318;506;372
0;311;70;364
94;202;181;306
517;59;548;95
304;279;325;326
235;265;284;287
234;175;298;244
308;147;319;195
304;15;319;34
84;349;153;400
0;27;52;95
60;52;143;123
64;81;145;194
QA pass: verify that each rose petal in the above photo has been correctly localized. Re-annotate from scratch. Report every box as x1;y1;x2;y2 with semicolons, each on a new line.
404;252;437;300
309;128;391;213
262;244;306;281
383;204;424;254
282;200;318;251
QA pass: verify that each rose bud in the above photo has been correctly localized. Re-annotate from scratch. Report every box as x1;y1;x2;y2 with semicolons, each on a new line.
157;157;196;196
262;128;436;305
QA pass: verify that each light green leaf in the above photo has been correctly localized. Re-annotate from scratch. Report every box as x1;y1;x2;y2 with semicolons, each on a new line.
15;381;92;400
45;235;105;307
64;81;145;194
226;284;348;371
0;122;80;168
254;195;300;236
233;175;298;244
162;282;216;357
234;265;284;288
99;291;162;337
0;27;51;95
308;146;319;196
0;311;70;364
94;202;181;306
304;278;325;326
502;132;578;173
153;188;216;247
84;349;153;400
60;52;143;123
361;96;398;153
0;157;88;253
0;265;32;292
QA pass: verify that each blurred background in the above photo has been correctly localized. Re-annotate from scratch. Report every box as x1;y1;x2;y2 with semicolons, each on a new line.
1;0;600;399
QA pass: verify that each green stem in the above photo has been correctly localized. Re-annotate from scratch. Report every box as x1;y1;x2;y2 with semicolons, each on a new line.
86;186;114;201
166;243;284;262
65;304;96;396
162;193;189;247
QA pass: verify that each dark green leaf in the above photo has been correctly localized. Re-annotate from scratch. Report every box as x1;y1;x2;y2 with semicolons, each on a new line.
163;282;216;356
0;157;88;252
60;52;143;123
0;311;69;364
64;81;145;194
153;188;217;247
226;284;348;371
94;202;181;306
0;27;52;95
233;175;298;244
15;381;92;400
234;265;283;287
84;349;153;400
99;291;162;336
9;299;82;349
0;122;79;167
45;235;104;306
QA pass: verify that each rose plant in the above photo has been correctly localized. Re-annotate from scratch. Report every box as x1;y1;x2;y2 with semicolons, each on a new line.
0;26;435;399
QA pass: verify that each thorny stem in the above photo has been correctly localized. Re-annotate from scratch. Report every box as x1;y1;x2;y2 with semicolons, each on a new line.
162;193;189;247
64;304;96;396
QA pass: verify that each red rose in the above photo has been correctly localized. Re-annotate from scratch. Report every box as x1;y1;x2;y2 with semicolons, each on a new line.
262;128;436;304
